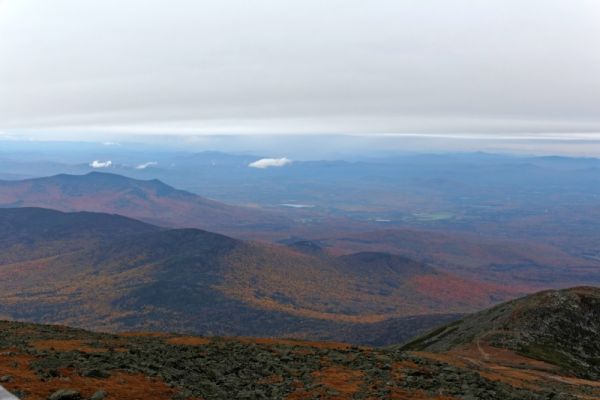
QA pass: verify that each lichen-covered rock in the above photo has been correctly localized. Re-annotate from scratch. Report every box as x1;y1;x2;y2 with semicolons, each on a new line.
47;389;82;400
90;390;107;400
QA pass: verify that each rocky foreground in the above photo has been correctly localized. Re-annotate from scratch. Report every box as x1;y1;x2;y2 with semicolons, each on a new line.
0;314;598;399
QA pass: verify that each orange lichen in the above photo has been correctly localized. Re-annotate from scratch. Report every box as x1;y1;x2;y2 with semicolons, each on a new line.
166;336;211;346
0;350;181;400
119;332;171;338
389;389;458;399
313;366;363;396
30;340;107;353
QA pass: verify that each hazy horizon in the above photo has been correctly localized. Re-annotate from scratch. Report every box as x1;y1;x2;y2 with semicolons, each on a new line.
3;133;600;160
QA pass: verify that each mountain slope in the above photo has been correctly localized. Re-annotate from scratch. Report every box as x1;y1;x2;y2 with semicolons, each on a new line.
401;286;600;380
0;172;291;236
0;208;514;343
0;227;488;335
218;245;513;323
0;207;160;265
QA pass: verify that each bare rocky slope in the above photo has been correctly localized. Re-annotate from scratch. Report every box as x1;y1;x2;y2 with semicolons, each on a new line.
401;286;600;380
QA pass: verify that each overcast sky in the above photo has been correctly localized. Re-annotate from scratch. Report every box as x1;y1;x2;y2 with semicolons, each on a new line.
1;0;600;138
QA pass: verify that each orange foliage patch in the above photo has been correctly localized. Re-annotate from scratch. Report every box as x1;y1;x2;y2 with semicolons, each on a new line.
284;365;365;400
119;332;171;338
410;274;504;307
166;336;211;346
0;350;181;400
30;340;106;353
313;366;363;396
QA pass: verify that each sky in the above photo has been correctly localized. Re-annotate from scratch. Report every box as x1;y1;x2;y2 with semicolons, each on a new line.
1;0;600;142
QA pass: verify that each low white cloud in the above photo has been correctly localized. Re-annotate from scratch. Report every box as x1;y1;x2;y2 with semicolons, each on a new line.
135;161;158;169
248;157;292;169
89;160;112;168
102;141;120;146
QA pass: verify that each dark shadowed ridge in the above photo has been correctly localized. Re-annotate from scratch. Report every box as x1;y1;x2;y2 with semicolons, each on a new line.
0;207;161;264
0;206;160;240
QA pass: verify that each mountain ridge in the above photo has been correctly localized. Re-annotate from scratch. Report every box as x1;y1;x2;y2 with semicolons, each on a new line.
0;172;292;236
400;286;600;380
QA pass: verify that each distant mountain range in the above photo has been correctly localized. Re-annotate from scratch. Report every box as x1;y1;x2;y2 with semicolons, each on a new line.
0;207;512;344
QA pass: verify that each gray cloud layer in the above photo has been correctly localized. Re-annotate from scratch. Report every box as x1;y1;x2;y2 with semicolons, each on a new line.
1;0;599;136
